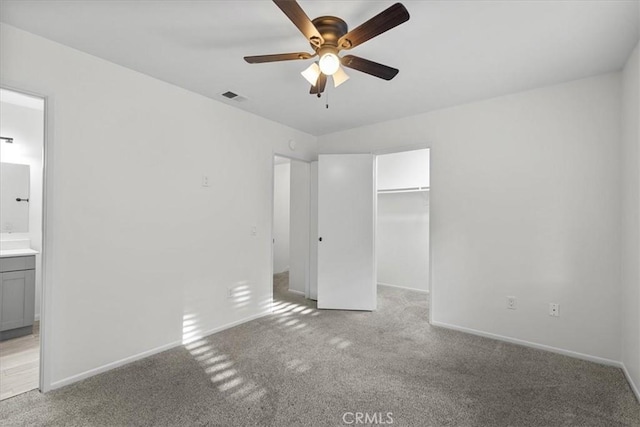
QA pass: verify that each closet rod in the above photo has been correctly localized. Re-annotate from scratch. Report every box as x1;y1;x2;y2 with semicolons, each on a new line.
377;187;430;194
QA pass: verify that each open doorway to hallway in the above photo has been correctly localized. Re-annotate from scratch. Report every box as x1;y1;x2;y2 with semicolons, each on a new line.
273;156;291;282
0;88;45;400
272;155;310;302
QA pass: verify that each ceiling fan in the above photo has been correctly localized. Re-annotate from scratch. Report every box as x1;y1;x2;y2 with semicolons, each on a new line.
244;1;410;96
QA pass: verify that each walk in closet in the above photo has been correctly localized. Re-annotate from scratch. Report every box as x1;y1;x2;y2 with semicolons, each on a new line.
376;149;430;292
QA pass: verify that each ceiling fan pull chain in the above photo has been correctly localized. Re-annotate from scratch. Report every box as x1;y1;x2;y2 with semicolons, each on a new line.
326;87;329;109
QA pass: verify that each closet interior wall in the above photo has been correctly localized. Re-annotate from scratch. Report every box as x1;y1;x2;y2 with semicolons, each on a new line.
376;149;430;292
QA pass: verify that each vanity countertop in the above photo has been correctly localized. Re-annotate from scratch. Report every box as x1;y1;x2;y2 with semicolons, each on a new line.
0;248;39;258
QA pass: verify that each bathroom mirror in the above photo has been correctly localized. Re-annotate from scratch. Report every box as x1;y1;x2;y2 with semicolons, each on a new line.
0;162;30;233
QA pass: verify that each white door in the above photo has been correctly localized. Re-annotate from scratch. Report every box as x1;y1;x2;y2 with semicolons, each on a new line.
317;154;376;311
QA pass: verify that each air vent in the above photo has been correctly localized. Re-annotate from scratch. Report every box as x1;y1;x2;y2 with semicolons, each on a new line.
221;91;248;103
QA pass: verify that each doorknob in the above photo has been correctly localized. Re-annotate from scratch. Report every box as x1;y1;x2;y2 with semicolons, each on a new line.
319;237;323;242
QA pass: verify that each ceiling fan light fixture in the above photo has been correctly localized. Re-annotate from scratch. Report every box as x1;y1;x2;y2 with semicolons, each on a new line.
301;62;321;86
318;51;340;75
332;66;350;88
244;1;410;95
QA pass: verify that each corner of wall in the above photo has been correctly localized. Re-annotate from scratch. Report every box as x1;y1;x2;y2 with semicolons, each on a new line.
620;40;640;403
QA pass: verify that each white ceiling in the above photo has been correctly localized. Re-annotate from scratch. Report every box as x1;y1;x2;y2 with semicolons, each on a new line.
1;1;638;136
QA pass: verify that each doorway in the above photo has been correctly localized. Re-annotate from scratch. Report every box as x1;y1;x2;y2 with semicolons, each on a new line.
272;155;311;302
0;88;45;400
313;149;431;314
375;149;430;296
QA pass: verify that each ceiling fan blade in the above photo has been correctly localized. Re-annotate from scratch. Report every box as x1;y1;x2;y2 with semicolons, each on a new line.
244;52;314;63
341;55;399;80
337;3;409;50
273;0;324;48
310;73;327;94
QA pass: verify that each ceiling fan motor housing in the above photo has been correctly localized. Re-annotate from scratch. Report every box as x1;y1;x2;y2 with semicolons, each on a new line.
310;16;349;50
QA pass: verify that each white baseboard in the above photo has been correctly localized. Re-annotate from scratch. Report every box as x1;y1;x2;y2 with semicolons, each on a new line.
287;288;305;296
622;363;640;403
431;320;622;367
51;310;273;391
50;339;181;390
377;282;429;294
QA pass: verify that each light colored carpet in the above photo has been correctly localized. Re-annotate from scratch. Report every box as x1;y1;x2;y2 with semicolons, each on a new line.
0;272;638;426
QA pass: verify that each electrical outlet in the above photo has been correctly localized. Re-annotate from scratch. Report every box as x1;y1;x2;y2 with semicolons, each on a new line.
227;286;234;299
549;303;560;317
507;296;517;310
202;175;210;187
250;226;257;236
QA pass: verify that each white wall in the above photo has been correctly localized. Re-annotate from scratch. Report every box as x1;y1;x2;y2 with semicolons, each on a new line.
0;23;317;388
289;160;310;294
273;161;290;274
377;149;430;191
377;193;429;291
0;99;44;319
319;73;622;363
621;41;640;398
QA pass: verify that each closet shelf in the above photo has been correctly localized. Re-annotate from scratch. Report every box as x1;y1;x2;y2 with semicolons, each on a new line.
377;187;430;194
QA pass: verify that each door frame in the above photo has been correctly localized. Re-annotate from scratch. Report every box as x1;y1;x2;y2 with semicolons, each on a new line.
0;84;53;392
372;144;432;324
269;153;312;307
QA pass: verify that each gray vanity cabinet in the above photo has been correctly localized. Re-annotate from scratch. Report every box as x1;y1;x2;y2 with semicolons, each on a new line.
0;255;36;340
